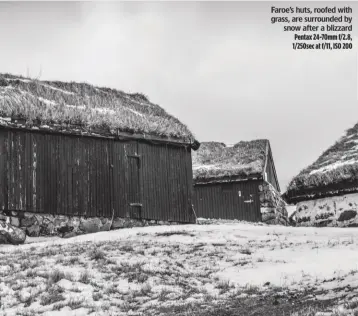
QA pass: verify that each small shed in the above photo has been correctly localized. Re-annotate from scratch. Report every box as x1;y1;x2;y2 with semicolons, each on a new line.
192;140;288;224
283;122;358;227
0;73;200;236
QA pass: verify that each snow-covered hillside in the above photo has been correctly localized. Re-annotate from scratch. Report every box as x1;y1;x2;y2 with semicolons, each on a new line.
1;222;358;316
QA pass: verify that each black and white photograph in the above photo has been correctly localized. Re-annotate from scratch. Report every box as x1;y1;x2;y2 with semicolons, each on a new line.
0;1;357;315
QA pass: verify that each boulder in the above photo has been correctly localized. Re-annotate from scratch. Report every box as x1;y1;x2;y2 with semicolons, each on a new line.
10;217;20;227
62;231;78;239
112;218;127;229
262;213;276;222
100;222;111;231
0;221;26;244
314;219;333;227
40;222;56;236
79;218;102;233
26;224;40;237
338;210;357;222
21;216;37;227
53;216;69;228
57;225;74;237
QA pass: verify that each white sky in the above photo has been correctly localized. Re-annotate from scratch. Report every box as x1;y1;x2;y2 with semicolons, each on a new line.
0;1;357;191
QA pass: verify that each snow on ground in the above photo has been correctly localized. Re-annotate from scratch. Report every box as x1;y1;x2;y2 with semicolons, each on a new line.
38;97;57;106
127;108;144;117
39;83;75;95
309;159;358;175
1;222;358;315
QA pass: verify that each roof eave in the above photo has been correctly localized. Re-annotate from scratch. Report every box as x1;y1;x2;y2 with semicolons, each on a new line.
0;120;196;148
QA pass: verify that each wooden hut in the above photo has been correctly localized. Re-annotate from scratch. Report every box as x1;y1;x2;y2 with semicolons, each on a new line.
192;140;288;224
283;122;358;227
0;73;199;236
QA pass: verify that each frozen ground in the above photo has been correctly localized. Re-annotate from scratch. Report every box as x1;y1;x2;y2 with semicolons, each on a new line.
1;221;358;316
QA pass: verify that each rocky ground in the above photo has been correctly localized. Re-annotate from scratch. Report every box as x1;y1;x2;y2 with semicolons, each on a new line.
1;221;358;316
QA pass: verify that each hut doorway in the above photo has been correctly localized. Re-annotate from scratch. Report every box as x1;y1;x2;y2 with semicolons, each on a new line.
220;181;260;221
235;182;261;222
126;143;142;219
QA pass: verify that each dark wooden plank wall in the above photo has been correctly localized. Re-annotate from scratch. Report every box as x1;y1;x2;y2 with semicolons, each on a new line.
193;180;261;221
139;143;194;223
0;129;194;223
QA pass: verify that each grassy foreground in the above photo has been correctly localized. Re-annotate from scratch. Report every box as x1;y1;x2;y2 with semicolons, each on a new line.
1;222;358;316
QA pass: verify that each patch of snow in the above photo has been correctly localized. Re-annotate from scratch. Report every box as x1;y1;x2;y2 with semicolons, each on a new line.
65;104;86;110
92;107;115;115
40;83;75;95
309;159;358;175
124;94;151;107
286;205;297;217
38;97;57;106
346;139;358;144
4;77;31;83
127;108;144;117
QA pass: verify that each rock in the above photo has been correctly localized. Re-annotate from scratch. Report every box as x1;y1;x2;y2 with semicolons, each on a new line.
111;217;126;229
0;221;26;244
10;217;20;227
261;207;276;214
100;222;111;231
262;213;276;222
54;216;69;228
57;225;74;236
26;224;40;237
100;217;108;225
34;215;43;225
0;234;8;243
265;219;278;225
79;218;102;233
67;217;80;230
21;216;36;227
314;219;333;227
337;210;357;222
62;231;78;239
40;222;56;236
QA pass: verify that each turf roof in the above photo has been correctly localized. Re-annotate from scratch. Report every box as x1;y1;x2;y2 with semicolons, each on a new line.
0;73;197;144
285;122;358;200
192;139;269;183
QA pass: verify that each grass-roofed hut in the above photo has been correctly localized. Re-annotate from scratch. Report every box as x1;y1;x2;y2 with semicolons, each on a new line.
192;140;288;225
0;73;200;237
283;123;358;227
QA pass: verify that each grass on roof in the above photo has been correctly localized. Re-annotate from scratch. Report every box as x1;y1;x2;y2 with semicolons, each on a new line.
0;73;195;142
286;122;358;195
192;140;268;181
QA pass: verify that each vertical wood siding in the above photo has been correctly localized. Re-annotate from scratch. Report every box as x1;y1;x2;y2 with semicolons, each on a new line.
0;129;194;223
138;143;194;223
193;180;261;221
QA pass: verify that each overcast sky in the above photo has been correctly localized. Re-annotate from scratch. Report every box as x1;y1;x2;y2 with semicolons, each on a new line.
0;1;357;191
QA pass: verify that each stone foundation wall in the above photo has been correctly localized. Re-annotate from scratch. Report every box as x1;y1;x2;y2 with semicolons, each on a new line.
260;181;289;226
293;192;358;227
0;210;181;238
